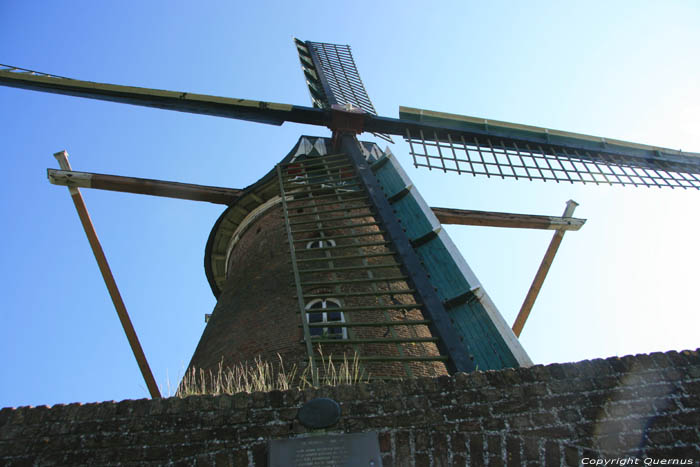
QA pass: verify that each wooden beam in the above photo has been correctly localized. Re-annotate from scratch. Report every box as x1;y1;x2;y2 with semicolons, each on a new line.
52;151;161;399
48;169;241;205
512;200;579;337
0;65;328;127
47;169;586;237
431;206;585;231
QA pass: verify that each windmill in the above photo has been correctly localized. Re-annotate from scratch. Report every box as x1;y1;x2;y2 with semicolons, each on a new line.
1;38;698;394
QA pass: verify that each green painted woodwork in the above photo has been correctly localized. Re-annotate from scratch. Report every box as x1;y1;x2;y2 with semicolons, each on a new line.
372;152;528;371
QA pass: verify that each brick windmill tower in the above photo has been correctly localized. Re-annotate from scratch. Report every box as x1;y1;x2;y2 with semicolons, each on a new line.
2;39;698;390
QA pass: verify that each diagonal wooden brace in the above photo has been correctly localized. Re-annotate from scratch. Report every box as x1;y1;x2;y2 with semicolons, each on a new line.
512;200;580;337
53;150;161;399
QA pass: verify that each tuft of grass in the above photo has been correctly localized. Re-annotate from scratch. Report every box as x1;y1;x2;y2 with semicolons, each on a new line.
298;350;367;389
176;351;368;398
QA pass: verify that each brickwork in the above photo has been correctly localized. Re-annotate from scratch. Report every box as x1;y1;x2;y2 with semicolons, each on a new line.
1;350;698;466
190;177;447;383
189;203;305;376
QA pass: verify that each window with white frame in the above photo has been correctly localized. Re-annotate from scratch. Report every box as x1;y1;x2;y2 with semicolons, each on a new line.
306;238;336;249
305;298;347;339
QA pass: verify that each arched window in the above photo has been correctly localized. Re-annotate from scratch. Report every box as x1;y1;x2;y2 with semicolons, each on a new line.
305;298;346;339
306;238;336;249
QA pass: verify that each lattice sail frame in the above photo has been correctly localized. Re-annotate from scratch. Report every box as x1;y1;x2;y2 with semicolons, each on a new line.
295;39;393;143
406;128;700;189
406;130;700;189
305;41;377;113
398;107;700;190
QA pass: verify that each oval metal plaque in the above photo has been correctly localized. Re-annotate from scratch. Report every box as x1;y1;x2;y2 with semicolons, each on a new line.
297;397;341;428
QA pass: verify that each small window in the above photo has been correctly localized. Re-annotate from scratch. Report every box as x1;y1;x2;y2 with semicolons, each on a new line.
288;174;308;185
305;298;346;339
306;238;336;249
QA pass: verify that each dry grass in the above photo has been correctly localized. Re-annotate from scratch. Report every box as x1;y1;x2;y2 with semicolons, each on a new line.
176;351;368;398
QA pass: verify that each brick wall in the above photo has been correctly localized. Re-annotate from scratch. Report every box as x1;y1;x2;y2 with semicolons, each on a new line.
192;193;447;382
1;350;698;466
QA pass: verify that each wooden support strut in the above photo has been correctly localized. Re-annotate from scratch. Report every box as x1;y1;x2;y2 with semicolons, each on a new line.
52;151;161;399
512;200;580;337
47;168;586;230
47;169;242;205
431;206;585;231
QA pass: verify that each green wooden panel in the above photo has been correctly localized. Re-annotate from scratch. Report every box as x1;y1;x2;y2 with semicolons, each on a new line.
449;302;519;369
413;238;518;370
391;195;434;242
373;150;529;371
372;155;406;196
412;234;470;301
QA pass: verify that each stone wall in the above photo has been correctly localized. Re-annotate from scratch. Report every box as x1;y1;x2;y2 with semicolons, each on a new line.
1;349;698;466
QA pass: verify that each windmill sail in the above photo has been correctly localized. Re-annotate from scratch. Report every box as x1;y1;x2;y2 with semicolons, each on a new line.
0;64;325;127
294;39;393;143
396;106;700;189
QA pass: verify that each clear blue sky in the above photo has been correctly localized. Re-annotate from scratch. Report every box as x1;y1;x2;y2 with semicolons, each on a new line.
1;1;698;407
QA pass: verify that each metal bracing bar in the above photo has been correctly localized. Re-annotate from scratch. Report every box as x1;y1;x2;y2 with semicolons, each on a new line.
48;169;242;205
299;275;409;287
300;303;423;313
282;166;355;179
294;231;385;245
284;170;357;184
295;251;395;263
352;235;415;377
281;181;364;194
300;262;401;275
282;162;355;177
285;193;367;207
312;337;439;345
292;240;391;252
283;162;353;175
282;154;351;164
51;151;161;399
431;206;586;231
286;204;371;218
281;169;359;182
290;155;368;361
276;164;319;386
281;178;360;192
288;153;348;164
282;155;351;167
304;156;386;370
512;200;579;337
286;197;369;213
288;212;375;227
298;289;415;299
303;320;431;328
308;181;365;358
291;221;379;235
285;190;367;203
